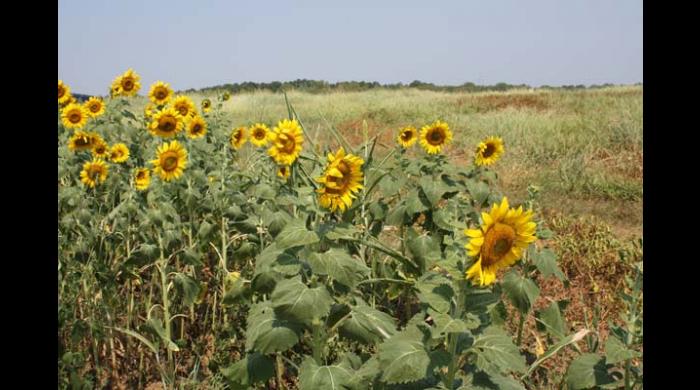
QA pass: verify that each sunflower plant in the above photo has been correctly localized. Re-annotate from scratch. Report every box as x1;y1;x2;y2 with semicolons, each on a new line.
58;77;587;389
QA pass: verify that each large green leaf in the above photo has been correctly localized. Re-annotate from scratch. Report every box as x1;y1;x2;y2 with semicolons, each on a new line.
377;328;434;385
275;219;319;250
298;358;354;390
386;206;407;228
502;271;540;314
470;326;526;374
566;353;615;389
245;301;301;354
535;301;568;341
348;356;381;389
531;248;566;281
220;353;275;390
172;273;201;306
254;242;301;277
339;302;397;344
406;188;430;215
271;276;333;325
415;272;454;314
605;336;640;365
419;177;452;207
407;228;442;271
306;249;370;289
429;309;479;339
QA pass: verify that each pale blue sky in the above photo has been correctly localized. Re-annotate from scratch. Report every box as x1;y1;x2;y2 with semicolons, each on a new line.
58;0;642;95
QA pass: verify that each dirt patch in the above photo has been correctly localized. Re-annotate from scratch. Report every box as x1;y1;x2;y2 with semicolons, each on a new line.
454;93;551;113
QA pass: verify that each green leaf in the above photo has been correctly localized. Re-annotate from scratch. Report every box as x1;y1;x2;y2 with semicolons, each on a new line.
220;353;275;389
197;221;214;239
531;248;565;281
535;301;568;341
112;327;158;355
253;183;276;200
298;358;354;390
429;309;479;339
386;205;407;226
143;318;179;352
173;273;201;306
271;276;333;325
566;353;615;390
414;272;454;314
407;228;442;271
339;303;397;344
275;219;320;250
525;328;589;377
254;242;302;277
467;180;491;206
471;326;526;374
406;188;430;215
377;329;433;384
502;271;540;314
420;177;448;206
245;301;301;354
306;249;370;289
605;336;640;365
349;356;381;389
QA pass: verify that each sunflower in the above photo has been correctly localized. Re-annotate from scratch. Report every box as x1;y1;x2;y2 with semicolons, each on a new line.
474;136;505;167
110;82;122;97
61;103;89;129
68;130;95;151
201;99;212;113
151;140;188;181
230;126;247;149
80;159;109;188
134;168;151;191
419;120;453;154
148;81;173;105
171;95;197;118
268;119;304;165
84;97;105;118
316;147;365;212
222;91;231;101
149;107;184;138
110;143;130;163
58;80;72;105
397;126;418;148
92;139;110;159
249;123;271;147
464;197;537;286
186;116;207;139
144;103;156;118
111;68;141;97
277;165;291;180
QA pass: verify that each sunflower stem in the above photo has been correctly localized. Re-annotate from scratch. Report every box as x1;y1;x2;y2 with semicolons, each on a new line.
516;311;526;346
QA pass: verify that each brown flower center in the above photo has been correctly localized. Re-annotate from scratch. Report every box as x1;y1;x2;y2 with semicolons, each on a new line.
155;88;168;100
69;112;81;123
159;116;177;133
162;154;179;171
253;128;266;140
427;128;445;145
192;124;202;134
176;105;189;116
401;130;413;141
481;223;516;266
122;78;135;91
89;103;100;113
482;143;496;158
59;86;65;98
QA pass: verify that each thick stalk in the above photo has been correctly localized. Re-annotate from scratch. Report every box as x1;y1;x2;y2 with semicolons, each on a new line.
516;311;526;346
276;354;286;390
157;234;173;367
445;284;465;389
